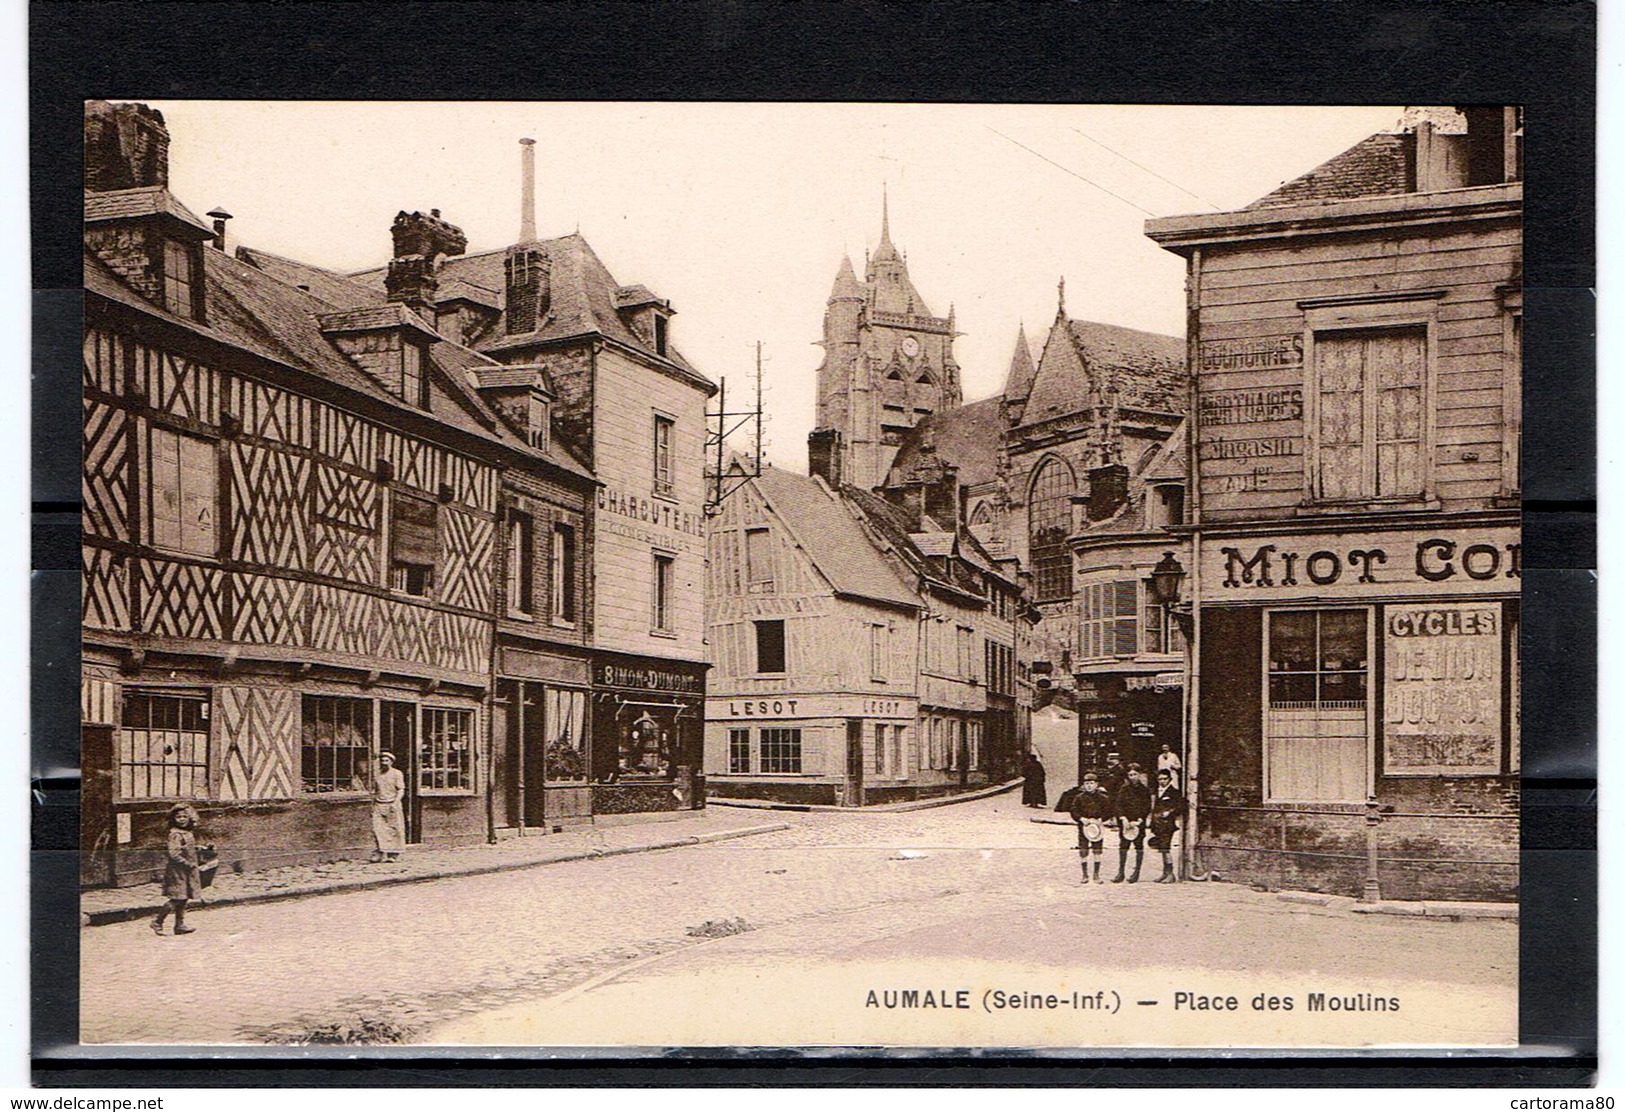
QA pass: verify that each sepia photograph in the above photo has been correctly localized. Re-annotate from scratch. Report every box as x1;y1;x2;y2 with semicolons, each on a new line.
75;99;1523;1050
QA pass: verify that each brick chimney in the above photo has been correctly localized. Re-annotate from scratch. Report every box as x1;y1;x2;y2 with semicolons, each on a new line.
883;437;963;531
808;428;844;488
385;209;467;309
84;100;170;193
1086;463;1129;522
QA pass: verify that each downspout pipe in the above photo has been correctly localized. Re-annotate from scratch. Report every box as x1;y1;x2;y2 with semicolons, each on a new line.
1184;247;1209;882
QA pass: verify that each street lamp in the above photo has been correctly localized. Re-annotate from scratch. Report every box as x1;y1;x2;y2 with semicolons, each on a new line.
1148;551;1186;607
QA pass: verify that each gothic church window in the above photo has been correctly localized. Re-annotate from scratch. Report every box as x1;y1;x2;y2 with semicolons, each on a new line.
1028;457;1075;602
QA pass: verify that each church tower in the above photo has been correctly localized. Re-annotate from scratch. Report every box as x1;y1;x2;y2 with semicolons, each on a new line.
811;192;961;490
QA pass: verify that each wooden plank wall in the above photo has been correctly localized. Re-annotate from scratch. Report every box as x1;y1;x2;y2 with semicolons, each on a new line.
1195;219;1520;520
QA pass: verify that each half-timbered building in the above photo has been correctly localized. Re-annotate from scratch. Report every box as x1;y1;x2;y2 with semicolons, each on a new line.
342;140;718;817
703;451;1024;806
80;101;597;884
1145;107;1522;900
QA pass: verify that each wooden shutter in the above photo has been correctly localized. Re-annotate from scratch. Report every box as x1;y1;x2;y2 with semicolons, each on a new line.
391;493;439;565
1112;580;1139;656
1374;330;1426;497
1317;334;1366;500
148;426;182;550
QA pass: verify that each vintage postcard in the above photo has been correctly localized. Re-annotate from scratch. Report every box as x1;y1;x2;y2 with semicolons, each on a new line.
76;101;1521;1050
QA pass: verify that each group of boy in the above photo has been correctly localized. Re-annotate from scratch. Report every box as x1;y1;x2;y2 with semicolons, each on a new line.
1066;753;1186;885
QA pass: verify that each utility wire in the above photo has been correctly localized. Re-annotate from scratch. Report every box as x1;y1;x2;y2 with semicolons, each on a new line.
1070;126;1223;212
985;125;1158;218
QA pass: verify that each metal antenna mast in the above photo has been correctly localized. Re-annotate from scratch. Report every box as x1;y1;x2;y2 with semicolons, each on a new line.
704;341;766;513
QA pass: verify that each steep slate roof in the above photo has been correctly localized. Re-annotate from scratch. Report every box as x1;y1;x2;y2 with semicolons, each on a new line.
235;246;384;310
842;486;991;601
888;394;1005;488
752;466;918;611
1247;132;1414;209
85;186;212;233
86;244;593;481
1023;318;1185;421
350;234;714;393
1002;324;1039;403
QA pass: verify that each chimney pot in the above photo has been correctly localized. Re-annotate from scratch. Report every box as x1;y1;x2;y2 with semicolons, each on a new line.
206;208;232;251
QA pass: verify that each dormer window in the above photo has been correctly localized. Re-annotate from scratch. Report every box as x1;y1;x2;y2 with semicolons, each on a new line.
163;238;198;319
1147;483;1185;529
529;391;551;452
401;341;430;410
653;313;669;356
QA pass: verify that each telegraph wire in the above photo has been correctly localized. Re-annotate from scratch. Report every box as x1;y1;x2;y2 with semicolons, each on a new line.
984;126;1158;218
1069;126;1223;212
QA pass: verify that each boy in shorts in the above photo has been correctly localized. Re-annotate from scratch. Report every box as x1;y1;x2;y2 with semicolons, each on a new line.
1067;770;1113;884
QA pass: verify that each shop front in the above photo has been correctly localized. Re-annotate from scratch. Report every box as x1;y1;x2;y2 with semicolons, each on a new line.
1193;520;1520;902
1074;672;1184;779
703;694;919;807
493;645;594;834
591;654;708;815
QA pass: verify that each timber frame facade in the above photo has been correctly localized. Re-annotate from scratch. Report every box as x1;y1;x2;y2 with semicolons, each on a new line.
81;101;600;885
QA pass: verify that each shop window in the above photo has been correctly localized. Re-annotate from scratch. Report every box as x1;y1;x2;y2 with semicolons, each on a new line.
1266;608;1369;802
968;721;981;771
390;492;439;596
745;527;773;591
162;239;197;319
946;719;960;771
1313;327;1427;502
120;689;210;800
1028;457;1075;602
892;725;906;778
874;723;887;775
620;711;671;778
1080;581;1139;660
420;706;475;792
505;510;534;615
147;426;217;557
755;619;786;674
551;522;576;625
301;695;373;794
542;688;587;782
653;414;675;497
651;552;675;632
759;727;802;774
728;727;751;774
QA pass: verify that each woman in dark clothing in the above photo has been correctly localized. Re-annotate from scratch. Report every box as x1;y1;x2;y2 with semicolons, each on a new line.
1149;769;1188;883
1021;751;1048;808
151;804;202;936
1112;765;1154;884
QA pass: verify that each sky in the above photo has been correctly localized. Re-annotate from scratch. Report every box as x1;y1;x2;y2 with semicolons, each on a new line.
144;101;1404;470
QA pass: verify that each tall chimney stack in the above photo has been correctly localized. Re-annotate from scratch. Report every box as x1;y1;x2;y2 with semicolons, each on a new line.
519;137;537;243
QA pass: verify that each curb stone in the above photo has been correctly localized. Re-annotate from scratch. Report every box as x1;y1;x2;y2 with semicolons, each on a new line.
82;822;791;927
709;779;1022;814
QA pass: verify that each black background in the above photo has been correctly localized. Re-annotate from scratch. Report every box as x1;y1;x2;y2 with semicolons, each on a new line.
31;0;1597;1087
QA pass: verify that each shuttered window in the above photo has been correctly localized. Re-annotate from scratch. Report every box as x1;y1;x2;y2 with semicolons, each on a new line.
148;426;217;557
390;492;438;595
1315;328;1426;501
1080;580;1139;660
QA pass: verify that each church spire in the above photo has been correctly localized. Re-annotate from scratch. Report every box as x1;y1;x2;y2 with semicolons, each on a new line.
873;184;900;263
829;253;864;300
1003;322;1038;403
1057;275;1067;316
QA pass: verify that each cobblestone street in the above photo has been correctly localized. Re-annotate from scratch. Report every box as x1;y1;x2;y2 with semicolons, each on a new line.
80;795;1517;1047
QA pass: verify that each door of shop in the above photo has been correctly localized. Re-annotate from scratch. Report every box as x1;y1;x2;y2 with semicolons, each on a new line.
380;701;420;844
80;725;115;886
844;719;865;807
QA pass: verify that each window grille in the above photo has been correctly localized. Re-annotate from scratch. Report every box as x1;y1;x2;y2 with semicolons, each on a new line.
120;690;210;800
